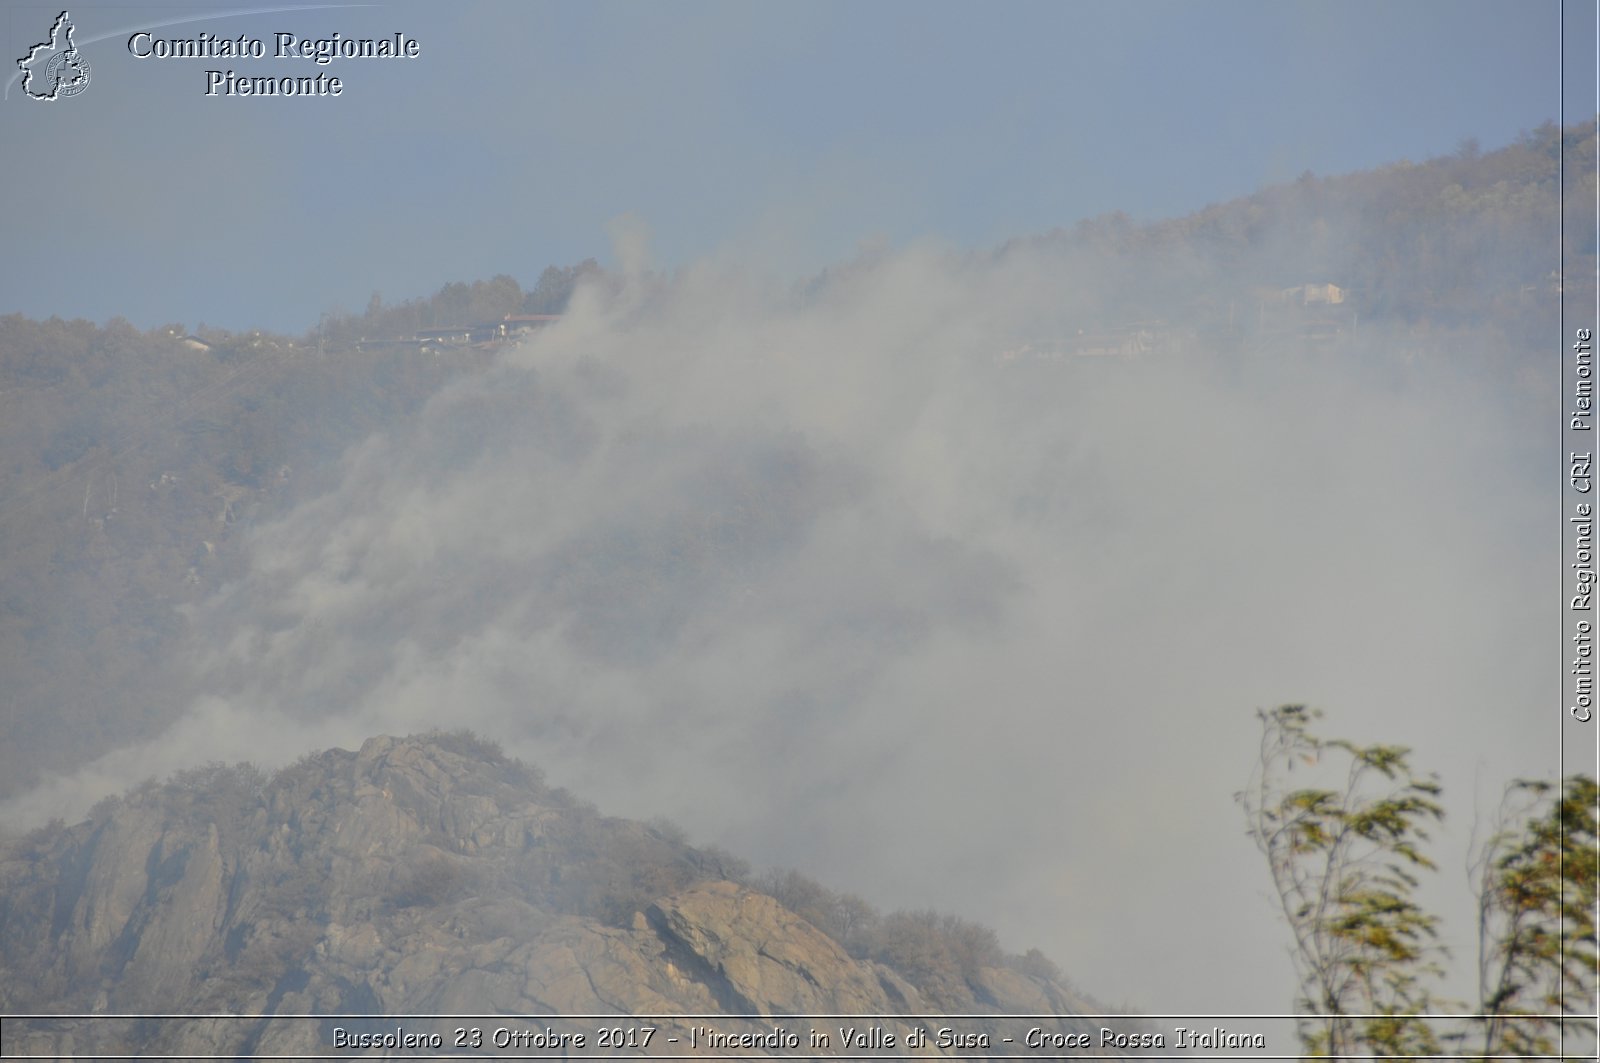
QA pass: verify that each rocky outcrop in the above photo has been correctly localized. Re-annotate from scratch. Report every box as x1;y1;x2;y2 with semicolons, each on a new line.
0;734;1120;1058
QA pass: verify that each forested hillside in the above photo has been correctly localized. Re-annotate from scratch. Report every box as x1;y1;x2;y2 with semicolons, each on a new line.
1011;119;1591;346
0;122;1588;804
0;733;1129;1057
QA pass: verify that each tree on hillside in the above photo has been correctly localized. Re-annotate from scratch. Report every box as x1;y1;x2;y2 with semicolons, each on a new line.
523;260;601;314
1471;775;1598;1059
1243;706;1600;1062
1238;705;1446;1060
465;274;524;323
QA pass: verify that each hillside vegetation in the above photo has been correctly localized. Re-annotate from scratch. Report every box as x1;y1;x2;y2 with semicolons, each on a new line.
0;732;1125;1057
0;122;1588;799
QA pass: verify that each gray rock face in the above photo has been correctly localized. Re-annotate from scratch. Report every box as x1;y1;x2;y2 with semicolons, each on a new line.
0;734;1121;1058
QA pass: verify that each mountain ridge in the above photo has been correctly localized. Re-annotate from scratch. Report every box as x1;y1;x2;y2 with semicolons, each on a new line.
0;731;1129;1058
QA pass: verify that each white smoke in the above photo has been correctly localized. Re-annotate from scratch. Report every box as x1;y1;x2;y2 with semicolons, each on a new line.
2;232;1554;1012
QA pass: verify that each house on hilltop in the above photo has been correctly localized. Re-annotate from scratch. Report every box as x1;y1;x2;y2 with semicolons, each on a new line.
415;325;474;346
496;314;562;339
1281;282;1344;306
406;315;562;352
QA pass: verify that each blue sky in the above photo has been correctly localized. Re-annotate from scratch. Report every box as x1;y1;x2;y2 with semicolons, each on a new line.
1;0;1582;333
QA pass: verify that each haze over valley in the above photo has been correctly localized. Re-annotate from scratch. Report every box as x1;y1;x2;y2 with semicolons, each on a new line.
1;0;1590;1027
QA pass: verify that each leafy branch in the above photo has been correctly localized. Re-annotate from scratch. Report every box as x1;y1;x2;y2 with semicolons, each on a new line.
1238;705;1445;1060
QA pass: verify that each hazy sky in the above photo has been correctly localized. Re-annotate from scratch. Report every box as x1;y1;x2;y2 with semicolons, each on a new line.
0;0;1579;333
1;0;1595;1027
